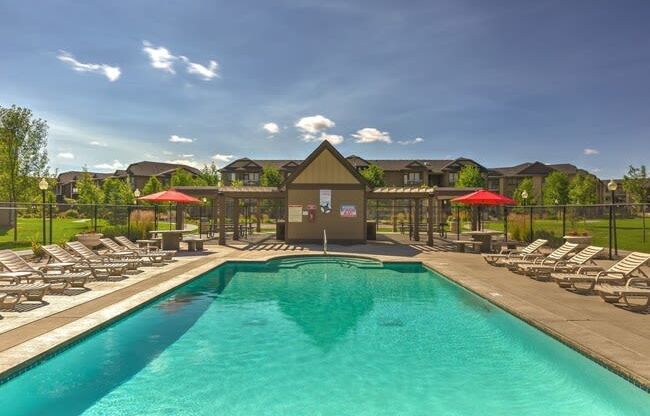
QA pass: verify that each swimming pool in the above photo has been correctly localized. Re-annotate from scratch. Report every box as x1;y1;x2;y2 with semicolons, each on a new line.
0;256;648;415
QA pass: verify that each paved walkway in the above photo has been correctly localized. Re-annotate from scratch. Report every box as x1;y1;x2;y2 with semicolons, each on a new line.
0;241;648;390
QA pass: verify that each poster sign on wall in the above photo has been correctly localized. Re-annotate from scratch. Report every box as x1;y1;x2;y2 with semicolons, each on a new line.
307;204;317;222
340;204;357;218
288;205;303;223
319;189;332;214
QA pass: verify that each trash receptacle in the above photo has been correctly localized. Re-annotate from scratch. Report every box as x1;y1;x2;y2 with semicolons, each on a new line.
276;221;286;240
366;221;377;240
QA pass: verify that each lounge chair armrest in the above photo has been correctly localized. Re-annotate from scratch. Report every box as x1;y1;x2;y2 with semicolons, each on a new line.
576;265;604;274
627;278;650;289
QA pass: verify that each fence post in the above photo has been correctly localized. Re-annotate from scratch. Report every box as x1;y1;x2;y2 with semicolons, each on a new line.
154;205;158;230
503;206;508;241
456;205;460;240
608;203;613;259
127;206;132;240
529;206;533;242
13;202;17;242
562;205;566;238
643;203;647;244
49;203;53;244
93;204;98;232
613;203;618;256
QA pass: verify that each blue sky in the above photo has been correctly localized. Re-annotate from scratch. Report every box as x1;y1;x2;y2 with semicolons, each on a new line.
1;0;649;178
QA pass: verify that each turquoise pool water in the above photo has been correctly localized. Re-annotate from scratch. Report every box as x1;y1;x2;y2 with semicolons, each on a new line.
0;256;648;415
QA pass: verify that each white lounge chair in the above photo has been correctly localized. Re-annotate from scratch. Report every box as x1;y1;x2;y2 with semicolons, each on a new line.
66;241;140;272
482;239;548;266
99;238;165;266
552;252;650;294
518;246;604;281
114;236;176;261
506;242;578;272
43;244;128;280
596;278;650;312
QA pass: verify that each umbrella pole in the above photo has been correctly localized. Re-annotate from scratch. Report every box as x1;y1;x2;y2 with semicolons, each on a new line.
169;203;172;230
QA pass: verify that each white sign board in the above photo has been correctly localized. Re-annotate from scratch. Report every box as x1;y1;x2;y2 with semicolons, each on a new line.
340;204;357;218
319;189;332;214
288;205;303;223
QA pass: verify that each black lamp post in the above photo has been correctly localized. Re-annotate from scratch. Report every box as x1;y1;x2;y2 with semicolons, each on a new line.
607;179;618;259
38;178;49;245
521;190;529;242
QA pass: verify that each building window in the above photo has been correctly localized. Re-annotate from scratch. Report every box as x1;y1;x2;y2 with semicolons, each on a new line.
487;179;499;190
243;172;260;185
403;172;421;185
230;173;236;183
448;173;458;186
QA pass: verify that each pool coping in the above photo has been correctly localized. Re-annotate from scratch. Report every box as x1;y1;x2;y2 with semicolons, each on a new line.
0;251;648;392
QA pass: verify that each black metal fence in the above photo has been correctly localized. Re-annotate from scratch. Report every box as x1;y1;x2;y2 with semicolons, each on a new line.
0;200;286;251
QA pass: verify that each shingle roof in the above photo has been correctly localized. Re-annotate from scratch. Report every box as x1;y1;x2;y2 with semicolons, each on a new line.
57;171;110;184
126;161;201;177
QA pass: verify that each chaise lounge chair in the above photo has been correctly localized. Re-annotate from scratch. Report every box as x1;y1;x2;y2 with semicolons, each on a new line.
0;292;20;311
482;239;548;266
551;252;650;294
0;283;50;307
505;242;578;272
99;238;164;266
596;278;650;312
42;244;128;280
66;241;142;271
0;249;90;293
114;236;176;261
518;246;604;281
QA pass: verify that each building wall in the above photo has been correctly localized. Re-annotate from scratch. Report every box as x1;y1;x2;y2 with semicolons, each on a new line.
286;187;366;243
292;150;359;184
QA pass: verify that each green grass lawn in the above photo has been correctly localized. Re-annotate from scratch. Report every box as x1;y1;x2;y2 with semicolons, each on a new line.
485;217;649;253
0;218;110;250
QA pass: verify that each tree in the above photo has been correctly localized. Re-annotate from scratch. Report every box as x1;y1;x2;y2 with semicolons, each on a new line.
514;178;535;205
622;165;648;203
568;173;599;205
200;162;221;186
455;165;485;188
76;171;104;205
360;164;385;187
142;176;163;195
0;105;49;203
260;166;284;187
542;171;569;205
170;168;196;187
102;178;134;205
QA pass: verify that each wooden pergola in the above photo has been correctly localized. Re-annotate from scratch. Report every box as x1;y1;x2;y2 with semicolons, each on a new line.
368;187;477;245
174;186;285;245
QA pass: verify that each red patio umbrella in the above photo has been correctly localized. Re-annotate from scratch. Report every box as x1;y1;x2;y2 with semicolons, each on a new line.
137;189;201;204
451;189;515;233
451;189;515;206
138;190;201;230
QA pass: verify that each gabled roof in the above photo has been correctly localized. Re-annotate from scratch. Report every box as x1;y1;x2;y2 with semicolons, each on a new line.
126;161;201;177
57;171;111;184
489;161;580;177
221;158;302;172
346;155;370;168
440;157;488;172
284;141;369;187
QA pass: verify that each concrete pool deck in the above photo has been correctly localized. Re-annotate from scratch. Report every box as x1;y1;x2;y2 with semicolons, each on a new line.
0;242;648;391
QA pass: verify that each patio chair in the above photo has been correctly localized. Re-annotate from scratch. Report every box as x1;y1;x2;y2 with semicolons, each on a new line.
505;242;579;272
482;239;548;266
0;283;50;306
551;252;650;294
42;244;128;280
0;292;20;311
99;238;165;266
114;236;176;261
0;249;90;292
518;246;604;281
66;241;141;272
596;278;650;312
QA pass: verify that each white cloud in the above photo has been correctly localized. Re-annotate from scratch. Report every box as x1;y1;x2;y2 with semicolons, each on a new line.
57;152;75;159
182;154;194;158
142;41;177;74
56;50;121;82
212;154;234;163
142;41;220;80
263;122;280;135
295;115;335;134
169;135;194;143
302;132;344;145
89;141;108;147
180;56;219;80
397;137;424;145
583;148;599;155
94;160;125;171
352;127;392;144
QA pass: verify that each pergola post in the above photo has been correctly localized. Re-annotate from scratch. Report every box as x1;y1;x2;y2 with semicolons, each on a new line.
413;198;421;242
427;195;434;246
232;197;240;240
218;193;226;245
256;198;261;233
392;199;397;232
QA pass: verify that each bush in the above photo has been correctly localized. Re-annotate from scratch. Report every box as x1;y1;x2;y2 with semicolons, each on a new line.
31;241;44;258
534;230;564;248
60;209;80;219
